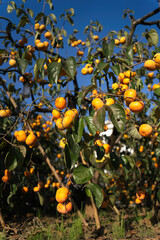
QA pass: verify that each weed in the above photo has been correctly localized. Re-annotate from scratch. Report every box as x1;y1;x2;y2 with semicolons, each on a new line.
112;212;125;240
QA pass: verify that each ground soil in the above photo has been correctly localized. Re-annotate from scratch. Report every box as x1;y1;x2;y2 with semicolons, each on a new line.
1;209;160;240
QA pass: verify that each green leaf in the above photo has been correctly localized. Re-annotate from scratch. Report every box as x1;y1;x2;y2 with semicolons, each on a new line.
108;104;126;132
121;155;135;169
102;39;114;60
47;62;61;84
18;145;26;159
85;188;92;197
27;8;34;18
93;105;106;132
86;183;104;208
75;117;84;143
84;116;97;136
154;87;160;96
155;148;160;157
0;141;7;150
16;59;28;75
38;192;44;206
34;58;45;80
128;125;142;140
46;0;54;9
73;165;94;184
55;125;66;137
109;195;116;205
145;29;159;46
121;155;131;173
49;13;57;23
96;168;109;183
95;146;105;160
61;56;76;79
7;4;13;13
66;133;80;155
68;8;75;16
157;190;160;204
97;61;109;72
110;152;120;170
64;144;78;169
151;99;160;107
10;1;17;9
135;78;143;92
5;147;24;171
126;45;133;63
77;85;96;106
111;64;120;76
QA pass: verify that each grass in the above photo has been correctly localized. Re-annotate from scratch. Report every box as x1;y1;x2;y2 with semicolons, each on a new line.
0;232;7;240
112;212;126;240
27;215;83;240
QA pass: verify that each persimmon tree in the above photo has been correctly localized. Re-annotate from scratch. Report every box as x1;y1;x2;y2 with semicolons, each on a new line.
0;0;160;230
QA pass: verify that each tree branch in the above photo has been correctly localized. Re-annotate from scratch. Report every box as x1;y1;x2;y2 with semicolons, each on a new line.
126;7;160;46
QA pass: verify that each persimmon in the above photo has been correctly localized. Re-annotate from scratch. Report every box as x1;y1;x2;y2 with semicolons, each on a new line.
24;170;31;177
129;101;144;113
139;124;153;137
55;97;66;110
120;36;126;44
0;109;11;117
148;72;154;78
121;84;128;91
123;78;130;84
56;187;69;203
45;31;52;39
154;55;160;67
92;98;104;110
95;139;103;146
9;59;17;67
144;60;157;71
64;109;76;119
136;190;145;200
124;89;137;103
39;24;45;32
112;83;119;90
153;83;160;90
124;70;134;78
34;23;40;30
35;39;41;46
81;67;88;75
93;35;99;41
135;198;142;204
57;202;72;214
118;73;125;83
33;186;40;192
25;133;37;146
105;98;115;106
56;116;73;130
95;59;100;64
2;175;9;182
59;138;66;148
88;67;94;74
103;144;111;154
52;109;61;119
16;130;27;142
44;41;49;49
22;186;29;193
115;39;120;45
92;89;98;96
77;50;84;56
29;167;35;174
37;42;45;50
